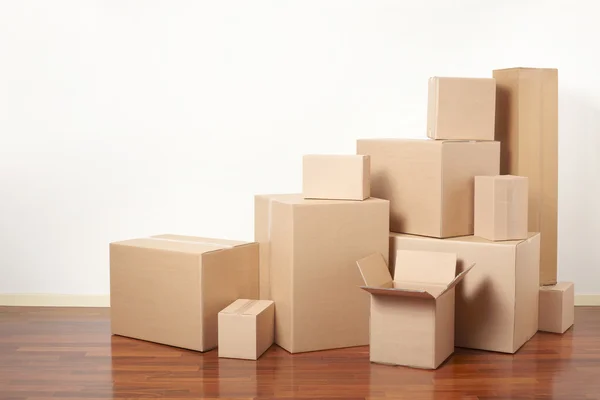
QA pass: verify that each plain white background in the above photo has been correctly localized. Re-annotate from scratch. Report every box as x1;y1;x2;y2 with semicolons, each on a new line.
0;1;598;298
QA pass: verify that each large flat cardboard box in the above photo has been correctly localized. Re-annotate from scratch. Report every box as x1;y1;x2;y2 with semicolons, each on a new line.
255;194;389;353
539;282;574;334
218;299;275;360
474;175;528;241
110;234;259;352
356;251;474;369
427;77;496;140
493;67;558;285
390;232;540;354
303;154;370;200
357;139;500;238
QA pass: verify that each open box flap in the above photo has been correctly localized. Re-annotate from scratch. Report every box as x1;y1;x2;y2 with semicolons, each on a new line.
394;250;458;286
356;253;393;288
360;286;435;300
438;263;477;297
393;281;447;299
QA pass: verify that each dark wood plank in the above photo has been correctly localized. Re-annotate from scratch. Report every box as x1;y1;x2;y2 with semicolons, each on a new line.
0;306;599;399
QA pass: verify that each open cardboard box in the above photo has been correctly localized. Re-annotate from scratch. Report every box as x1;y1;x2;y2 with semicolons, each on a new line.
356;250;475;369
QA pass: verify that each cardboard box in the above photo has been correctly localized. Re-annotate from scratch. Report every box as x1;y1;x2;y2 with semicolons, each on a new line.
356;250;474;369
539;282;575;334
474;175;528;241
493;68;558;285
357;139;500;238
110;234;259;352
303;154;370;200
427;77;496;140
254;194;389;353
390;232;540;354
218;299;275;360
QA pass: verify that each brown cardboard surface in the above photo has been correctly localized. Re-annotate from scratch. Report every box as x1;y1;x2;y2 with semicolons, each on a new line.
255;194;389;353
494;68;558;285
356;253;393;288
218;299;275;360
390;232;540;354
303;155;370;200
357;139;499;237
474;175;528;241
357;250;474;369
357;250;470;300
512;233;542;351
539;282;575;334
369;295;440;369
435;290;456;367
427;77;496;140
110;235;259;352
394;250;457;285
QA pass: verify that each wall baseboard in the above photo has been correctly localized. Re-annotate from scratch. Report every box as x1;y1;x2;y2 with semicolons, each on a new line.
575;295;600;306
0;294;110;307
0;294;598;307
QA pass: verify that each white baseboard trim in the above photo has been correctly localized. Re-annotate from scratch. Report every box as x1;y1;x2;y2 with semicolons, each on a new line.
0;294;598;307
0;294;110;307
575;295;600;306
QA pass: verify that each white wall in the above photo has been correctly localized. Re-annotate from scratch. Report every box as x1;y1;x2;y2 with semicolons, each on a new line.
0;0;598;298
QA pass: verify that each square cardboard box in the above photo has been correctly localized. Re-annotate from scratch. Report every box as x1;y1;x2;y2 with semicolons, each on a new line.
356;250;474;369
357;139;499;238
539;282;575;334
218;299;275;360
474;175;528;241
303;154;370;201
390;232;540;354
255;194;389;353
427;76;496;140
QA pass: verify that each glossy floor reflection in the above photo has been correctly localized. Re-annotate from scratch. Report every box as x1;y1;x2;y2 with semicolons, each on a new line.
0;306;599;399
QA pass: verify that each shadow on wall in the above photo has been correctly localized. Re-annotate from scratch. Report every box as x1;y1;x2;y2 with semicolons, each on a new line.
556;92;600;290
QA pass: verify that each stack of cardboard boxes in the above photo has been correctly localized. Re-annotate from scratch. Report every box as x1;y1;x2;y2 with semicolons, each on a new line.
108;67;574;370
253;154;389;354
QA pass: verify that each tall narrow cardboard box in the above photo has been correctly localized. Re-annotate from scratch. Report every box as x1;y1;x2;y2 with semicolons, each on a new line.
493;67;558;285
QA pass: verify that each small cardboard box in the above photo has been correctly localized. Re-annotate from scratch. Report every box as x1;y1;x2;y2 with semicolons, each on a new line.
218;299;275;360
475;175;528;241
110;234;259;352
539;282;575;334
427;77;496;140
494;67;558;286
390;232;540;354
357;139;499;238
255;194;389;353
356;250;475;369
303;154;370;201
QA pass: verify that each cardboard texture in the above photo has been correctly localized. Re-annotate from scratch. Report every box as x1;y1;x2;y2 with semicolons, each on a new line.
474;175;529;241
427;77;496;140
109;234;259;352
493;67;558;286
390;232;540;354
356;251;475;369
254;194;389;353
538;282;575;334
303;155;370;200
218;299;275;360
357;139;500;238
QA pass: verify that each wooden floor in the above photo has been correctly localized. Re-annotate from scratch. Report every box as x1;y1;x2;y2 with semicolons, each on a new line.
0;307;599;400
